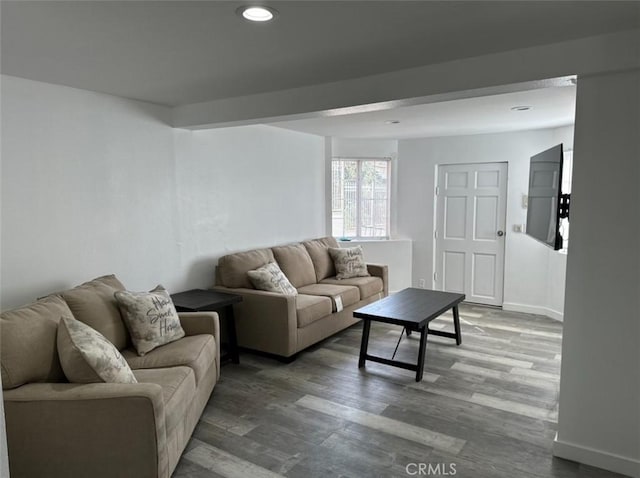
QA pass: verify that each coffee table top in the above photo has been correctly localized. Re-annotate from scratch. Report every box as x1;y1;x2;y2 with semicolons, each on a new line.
353;288;465;328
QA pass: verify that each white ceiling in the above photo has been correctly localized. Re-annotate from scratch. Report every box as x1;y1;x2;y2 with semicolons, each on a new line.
272;85;577;139
1;1;637;107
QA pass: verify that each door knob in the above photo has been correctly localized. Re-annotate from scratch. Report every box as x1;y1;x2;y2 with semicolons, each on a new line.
497;230;504;237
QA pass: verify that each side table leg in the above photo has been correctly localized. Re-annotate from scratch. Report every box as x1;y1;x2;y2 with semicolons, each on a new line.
358;319;371;368
453;305;462;346
416;326;428;382
226;305;240;364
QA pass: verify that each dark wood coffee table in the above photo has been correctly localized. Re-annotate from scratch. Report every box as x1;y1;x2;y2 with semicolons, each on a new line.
354;288;465;381
170;289;242;364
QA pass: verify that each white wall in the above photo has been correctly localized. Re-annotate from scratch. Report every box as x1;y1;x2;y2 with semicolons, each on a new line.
0;76;326;310
544;125;575;319
1;75;177;308
397;127;572;318
340;239;412;294
173;125;326;290
331;138;398;159
545;253;567;321
553;69;640;478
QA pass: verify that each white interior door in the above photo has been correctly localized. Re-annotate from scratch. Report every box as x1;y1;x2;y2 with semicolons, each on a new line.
435;163;508;306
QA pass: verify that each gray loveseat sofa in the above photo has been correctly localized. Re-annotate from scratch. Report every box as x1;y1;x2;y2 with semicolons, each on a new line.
213;237;388;359
1;274;220;478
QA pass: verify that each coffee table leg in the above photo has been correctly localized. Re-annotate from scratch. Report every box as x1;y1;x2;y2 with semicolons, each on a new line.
359;319;371;368
416;326;428;382
453;305;462;346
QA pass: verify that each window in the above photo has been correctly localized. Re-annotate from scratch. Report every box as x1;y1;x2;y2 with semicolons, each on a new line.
331;158;390;238
559;149;573;250
561;150;573;194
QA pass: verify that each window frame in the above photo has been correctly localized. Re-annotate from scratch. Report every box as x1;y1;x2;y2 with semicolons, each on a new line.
330;156;392;240
559;149;573;252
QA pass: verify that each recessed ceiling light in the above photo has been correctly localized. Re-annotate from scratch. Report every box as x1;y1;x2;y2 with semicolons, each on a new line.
385;120;400;124
510;106;532;112
237;6;278;22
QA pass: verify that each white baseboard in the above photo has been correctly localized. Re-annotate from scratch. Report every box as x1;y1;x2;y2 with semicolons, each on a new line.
553;434;640;478
502;302;563;321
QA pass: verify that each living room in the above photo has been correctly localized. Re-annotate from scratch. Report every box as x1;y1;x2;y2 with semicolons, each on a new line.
1;2;638;478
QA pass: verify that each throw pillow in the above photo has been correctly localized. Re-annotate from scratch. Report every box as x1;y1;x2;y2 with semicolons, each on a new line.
114;285;185;356
328;246;371;280
57;316;138;384
247;261;298;296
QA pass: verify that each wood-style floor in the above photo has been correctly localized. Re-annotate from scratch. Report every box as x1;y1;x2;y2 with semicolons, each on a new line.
173;304;627;478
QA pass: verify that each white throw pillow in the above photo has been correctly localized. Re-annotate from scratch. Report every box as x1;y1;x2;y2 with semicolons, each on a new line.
57;315;138;384
328;246;370;280
114;285;185;356
247;261;298;296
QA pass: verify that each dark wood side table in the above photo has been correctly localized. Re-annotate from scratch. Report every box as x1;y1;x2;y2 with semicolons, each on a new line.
170;289;242;364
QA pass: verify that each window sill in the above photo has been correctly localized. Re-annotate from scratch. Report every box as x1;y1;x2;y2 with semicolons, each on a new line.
337;237;389;242
337;238;411;244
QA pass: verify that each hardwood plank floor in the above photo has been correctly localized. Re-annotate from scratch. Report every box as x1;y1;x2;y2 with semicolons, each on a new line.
173;304;628;478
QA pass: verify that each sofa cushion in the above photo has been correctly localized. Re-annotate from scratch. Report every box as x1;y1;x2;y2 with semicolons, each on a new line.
271;243;317;288
61;274;129;350
218;248;275;289
133;366;196;435
320;276;384;299
122;334;215;386
114;285;185;356
57;316;138;384
297;284;360;312
1;295;69;389
296;294;332;328
303;237;339;282
328;246;370;280
247;261;298;296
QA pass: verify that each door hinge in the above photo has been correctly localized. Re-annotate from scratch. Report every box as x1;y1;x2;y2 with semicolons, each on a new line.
435;186;440;195
434;229;438;239
434;272;438;282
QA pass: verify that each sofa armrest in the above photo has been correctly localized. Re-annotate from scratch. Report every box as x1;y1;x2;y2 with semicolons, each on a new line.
367;263;389;296
212;286;298;357
178;311;221;378
3;382;168;478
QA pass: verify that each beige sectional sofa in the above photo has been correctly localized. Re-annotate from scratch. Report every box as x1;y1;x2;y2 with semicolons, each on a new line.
213;237;388;359
1;275;220;478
